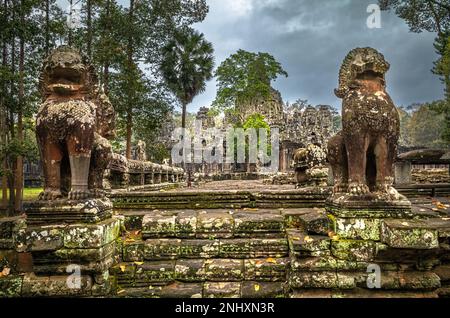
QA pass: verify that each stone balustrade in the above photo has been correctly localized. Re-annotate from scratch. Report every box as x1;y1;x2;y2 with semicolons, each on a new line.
107;154;184;190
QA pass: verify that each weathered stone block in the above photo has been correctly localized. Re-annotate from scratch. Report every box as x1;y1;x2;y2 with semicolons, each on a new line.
134;261;175;284
25;198;113;225
203;282;241;298
64;218;120;249
290;271;355;289
234;212;284;236
52;240;116;262
284;209;330;235
326;199;412;219
241;281;286;298
291;256;369;272
159;282;203;298
144;239;181;260
175;211;197;238
398;272;441;290
244;258;288;281
179;239;220;258
204;259;244;281
175;259;205;282
142;213;177;238
22;273;92;297
331;240;378;262
219;238;288;258
287;229;330;256
381;220;439;249
330;216;382;241
18;225;64;252
196;212;234;238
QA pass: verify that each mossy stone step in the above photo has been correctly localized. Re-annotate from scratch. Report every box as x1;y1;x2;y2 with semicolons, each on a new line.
112;257;289;287
123;237;288;261
140;209;286;239
381;219;441;249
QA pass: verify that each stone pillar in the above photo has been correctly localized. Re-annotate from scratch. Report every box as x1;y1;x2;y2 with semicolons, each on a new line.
394;161;412;185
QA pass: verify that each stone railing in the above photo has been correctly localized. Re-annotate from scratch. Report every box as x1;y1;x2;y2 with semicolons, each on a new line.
107;153;184;190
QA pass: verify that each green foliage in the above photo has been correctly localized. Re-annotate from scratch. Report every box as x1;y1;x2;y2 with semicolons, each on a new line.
433;32;450;100
213;50;288;112
399;102;448;148
380;0;450;145
379;0;450;34
242;113;271;155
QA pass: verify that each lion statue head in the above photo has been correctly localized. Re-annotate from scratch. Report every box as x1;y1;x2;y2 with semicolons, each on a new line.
335;47;390;99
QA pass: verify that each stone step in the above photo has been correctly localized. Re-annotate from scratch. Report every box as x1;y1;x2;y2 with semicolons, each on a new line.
115;281;287;298
287;229;331;257
381;219;448;249
111;188;330;210
290;288;439;298
123;238;288;261
121;208;328;237
111;258;289;287
289;270;441;291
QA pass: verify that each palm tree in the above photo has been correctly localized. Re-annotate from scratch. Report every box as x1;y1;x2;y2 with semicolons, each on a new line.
160;28;214;128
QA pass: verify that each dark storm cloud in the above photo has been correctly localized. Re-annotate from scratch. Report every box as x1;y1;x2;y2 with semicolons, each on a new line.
192;0;444;111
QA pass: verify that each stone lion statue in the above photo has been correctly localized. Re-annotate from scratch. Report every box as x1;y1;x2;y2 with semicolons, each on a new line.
36;46;115;200
327;47;400;198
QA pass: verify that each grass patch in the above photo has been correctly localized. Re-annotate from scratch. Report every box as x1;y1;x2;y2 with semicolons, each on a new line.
0;188;42;202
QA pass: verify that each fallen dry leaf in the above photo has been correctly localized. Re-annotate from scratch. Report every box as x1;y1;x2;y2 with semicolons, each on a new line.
254;284;260;292
120;265;126;272
134;262;144;266
266;258;276;264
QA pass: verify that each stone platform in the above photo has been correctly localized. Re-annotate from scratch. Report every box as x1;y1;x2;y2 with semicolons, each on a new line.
1;182;450;298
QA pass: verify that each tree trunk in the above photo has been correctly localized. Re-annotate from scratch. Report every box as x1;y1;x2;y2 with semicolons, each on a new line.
8;3;15;213
45;0;49;54
103;0;110;93
181;101;187;129
86;0;92;58
125;0;134;160
15;0;24;212
1;0;8;209
126;108;132;159
68;0;73;45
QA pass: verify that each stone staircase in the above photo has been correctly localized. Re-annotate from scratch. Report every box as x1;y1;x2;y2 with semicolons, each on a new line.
2;188;450;298
111;207;329;298
109;189;450;298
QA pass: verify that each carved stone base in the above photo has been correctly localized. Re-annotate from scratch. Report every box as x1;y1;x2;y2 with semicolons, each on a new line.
17;217;121;277
24;198;113;225
326;192;412;219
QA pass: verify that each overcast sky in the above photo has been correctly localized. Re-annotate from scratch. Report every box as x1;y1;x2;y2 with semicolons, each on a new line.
188;0;444;112
59;0;445;112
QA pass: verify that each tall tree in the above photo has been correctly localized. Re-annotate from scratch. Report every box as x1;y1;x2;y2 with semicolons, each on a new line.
380;0;450;144
160;27;214;129
213;50;288;120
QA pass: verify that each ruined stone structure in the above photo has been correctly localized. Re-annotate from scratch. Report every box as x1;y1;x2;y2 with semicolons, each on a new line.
2;46;450;299
281;105;334;173
293;144;328;187
134;140;147;162
233;87;284;127
107;153;184;191
36;46;115;201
